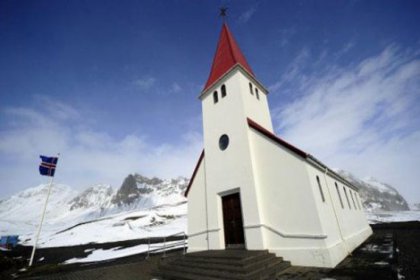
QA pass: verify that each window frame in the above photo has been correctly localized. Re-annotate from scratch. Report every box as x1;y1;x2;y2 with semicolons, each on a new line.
343;187;351;209
221;84;227;98
316;175;325;203
350;191;357;209
335;182;344;209
213;90;218;103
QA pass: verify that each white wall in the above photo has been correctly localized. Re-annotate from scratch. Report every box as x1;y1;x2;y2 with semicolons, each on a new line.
248;128;332;266
237;69;273;132
200;68;266;250
186;158;208;252
248;126;372;267
321;174;372;251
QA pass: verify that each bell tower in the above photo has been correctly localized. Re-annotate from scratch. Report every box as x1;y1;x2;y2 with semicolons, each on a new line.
200;23;273;133
197;22;272;250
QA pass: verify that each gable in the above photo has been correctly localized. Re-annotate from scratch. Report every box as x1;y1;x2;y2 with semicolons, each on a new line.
247;118;359;192
184;150;205;197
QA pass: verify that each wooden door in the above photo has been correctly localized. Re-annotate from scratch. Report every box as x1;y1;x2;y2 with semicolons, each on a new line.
222;193;245;249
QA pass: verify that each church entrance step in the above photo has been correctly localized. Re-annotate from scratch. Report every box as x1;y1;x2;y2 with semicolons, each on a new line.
153;250;291;280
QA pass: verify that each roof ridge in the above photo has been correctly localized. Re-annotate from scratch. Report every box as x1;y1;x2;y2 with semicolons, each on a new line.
224;23;238;64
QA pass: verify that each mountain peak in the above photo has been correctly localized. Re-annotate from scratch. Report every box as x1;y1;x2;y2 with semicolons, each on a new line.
69;184;114;211
336;170;409;211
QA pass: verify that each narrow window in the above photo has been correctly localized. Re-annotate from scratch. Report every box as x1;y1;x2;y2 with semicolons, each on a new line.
213;91;218;103
335;182;344;209
353;193;358;210
350;191;357;209
355;193;360;210
221;84;227;98
249;83;254;95
356;194;362;210
343;187;351;209
316;176;325;203
255;88;260;100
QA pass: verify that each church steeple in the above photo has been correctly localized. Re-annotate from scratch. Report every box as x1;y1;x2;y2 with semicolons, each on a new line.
203;23;255;92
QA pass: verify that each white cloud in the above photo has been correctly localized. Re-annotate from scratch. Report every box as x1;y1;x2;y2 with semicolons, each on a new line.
0;101;202;197
278;27;296;48
269;47;311;93
272;45;420;203
237;6;257;24
170;82;182;93
133;76;156;90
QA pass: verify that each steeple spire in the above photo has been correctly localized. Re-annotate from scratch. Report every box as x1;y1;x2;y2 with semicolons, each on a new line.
203;23;255;92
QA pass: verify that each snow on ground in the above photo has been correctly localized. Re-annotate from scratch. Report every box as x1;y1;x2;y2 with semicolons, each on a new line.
43;203;186;248
2;202;187;248
63;240;185;264
366;210;420;224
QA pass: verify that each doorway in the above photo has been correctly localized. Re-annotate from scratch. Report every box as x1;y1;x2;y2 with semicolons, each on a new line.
222;192;245;249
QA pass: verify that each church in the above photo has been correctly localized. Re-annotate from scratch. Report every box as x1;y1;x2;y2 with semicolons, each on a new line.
184;22;372;268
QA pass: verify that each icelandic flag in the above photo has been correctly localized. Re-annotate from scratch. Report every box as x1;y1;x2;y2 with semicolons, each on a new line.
39;156;58;177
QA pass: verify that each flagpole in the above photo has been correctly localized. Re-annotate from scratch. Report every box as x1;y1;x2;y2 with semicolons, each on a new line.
29;154;59;267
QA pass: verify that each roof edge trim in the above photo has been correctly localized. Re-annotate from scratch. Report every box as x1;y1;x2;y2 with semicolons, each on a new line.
247;118;359;192
247;118;307;158
184;150;205;197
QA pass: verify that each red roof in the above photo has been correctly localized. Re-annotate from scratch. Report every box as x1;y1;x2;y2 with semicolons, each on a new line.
184;150;204;197
203;23;255;92
247;118;308;159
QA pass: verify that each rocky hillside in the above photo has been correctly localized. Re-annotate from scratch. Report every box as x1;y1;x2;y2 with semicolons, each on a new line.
110;174;187;209
336;170;409;211
0;174;188;240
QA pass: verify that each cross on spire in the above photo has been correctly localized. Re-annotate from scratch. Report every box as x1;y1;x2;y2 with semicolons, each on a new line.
219;6;228;20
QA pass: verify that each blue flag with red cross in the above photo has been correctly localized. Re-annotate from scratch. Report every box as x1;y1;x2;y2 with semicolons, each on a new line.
39;156;58;177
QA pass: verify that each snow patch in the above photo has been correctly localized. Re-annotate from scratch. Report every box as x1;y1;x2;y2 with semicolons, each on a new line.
63;240;183;264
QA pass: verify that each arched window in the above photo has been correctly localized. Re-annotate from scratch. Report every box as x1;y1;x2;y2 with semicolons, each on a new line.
213;91;218;103
249;83;254;95
221;84;227;98
357;194;363;210
316;176;325;203
255;88;260;100
356;194;362;210
343;187;351;209
335;182;344;209
350;191;357;209
219;134;229;150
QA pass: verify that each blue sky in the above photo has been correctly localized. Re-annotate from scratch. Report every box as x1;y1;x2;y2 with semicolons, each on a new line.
1;0;419;202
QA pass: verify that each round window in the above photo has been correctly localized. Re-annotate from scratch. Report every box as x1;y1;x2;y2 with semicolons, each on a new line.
219;134;229;151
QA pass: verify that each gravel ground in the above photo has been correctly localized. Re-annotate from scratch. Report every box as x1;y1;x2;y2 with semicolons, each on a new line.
376;221;420;279
276;221;420;280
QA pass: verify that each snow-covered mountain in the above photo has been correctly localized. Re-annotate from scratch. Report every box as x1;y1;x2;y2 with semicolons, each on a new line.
335;170;409;212
0;174;188;247
0;170;415;249
410;203;420;211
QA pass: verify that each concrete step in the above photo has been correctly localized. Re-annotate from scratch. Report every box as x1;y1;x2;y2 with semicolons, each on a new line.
246;260;291;280
177;252;280;269
153;250;291;280
172;253;279;273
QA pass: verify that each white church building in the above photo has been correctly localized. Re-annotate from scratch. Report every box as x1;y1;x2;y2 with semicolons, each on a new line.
185;23;372;268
